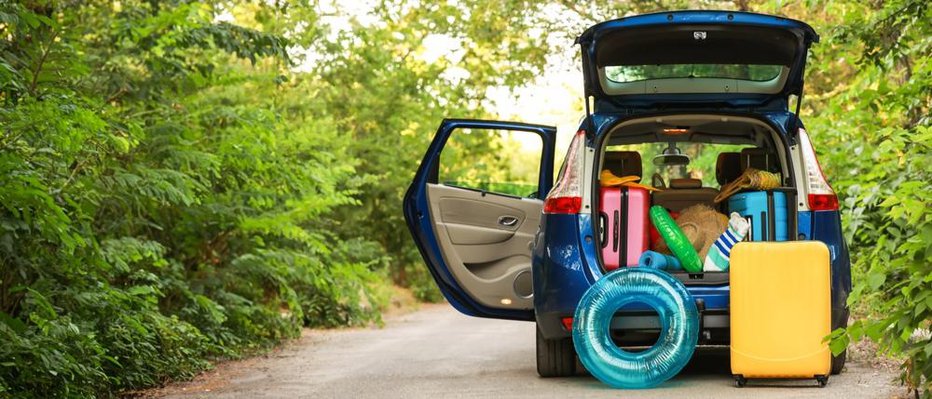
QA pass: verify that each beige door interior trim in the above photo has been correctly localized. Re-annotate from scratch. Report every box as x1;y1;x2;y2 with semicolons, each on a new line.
427;184;541;310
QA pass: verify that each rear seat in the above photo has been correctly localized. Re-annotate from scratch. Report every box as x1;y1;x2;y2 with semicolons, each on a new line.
603;151;642;179
739;148;780;173
605;149;770;212
651;178;719;212
716;152;741;186
716;149;782;186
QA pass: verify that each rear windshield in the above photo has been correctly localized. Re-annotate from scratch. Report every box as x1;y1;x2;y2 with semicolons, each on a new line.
605;64;783;83
605;143;753;188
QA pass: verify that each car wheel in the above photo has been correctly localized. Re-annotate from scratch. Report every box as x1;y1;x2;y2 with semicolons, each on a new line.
831;307;849;375
536;325;576;377
831;349;846;375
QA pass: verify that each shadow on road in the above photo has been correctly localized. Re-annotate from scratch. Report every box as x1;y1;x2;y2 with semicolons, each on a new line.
574;347;732;377
680;348;732;375
567;347;836;393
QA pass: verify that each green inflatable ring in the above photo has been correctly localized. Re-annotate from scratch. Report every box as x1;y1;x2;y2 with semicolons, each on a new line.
649;205;703;273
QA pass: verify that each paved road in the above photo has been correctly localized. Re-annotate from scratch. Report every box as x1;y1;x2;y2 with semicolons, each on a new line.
164;304;903;399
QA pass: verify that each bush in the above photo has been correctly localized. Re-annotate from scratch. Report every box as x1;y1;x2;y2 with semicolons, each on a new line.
0;1;548;395
0;2;382;397
801;0;931;394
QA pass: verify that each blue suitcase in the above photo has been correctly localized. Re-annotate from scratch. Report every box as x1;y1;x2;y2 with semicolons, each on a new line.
728;191;788;241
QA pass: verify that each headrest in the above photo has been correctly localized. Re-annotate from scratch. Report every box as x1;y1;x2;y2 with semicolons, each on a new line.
603;151;642;178
716;152;741;185
669;178;702;189
740;148;777;172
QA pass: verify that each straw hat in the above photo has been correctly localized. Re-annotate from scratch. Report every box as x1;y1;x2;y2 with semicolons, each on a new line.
655;204;728;260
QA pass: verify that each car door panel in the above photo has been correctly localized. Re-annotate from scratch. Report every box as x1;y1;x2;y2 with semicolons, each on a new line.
436;195;527;245
403;119;555;320
428;184;540;309
437;197;526;232
444;224;514;245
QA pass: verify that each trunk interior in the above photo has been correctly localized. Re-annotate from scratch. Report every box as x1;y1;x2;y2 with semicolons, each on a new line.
593;114;798;345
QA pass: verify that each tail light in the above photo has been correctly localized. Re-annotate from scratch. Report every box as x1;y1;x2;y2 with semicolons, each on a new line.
544;130;586;214
798;128;839;211
561;317;574;331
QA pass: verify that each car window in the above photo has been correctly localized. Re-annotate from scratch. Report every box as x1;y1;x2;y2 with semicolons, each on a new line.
605;64;783;83
605;143;751;188
439;128;544;198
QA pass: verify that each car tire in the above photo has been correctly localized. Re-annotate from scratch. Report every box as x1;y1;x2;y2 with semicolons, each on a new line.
831;307;849;375
831;349;846;375
536;325;575;377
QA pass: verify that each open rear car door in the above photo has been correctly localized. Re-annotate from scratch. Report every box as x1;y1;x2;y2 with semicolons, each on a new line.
403;119;556;320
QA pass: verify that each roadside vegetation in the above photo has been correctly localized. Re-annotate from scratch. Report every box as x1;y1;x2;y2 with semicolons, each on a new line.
0;0;927;397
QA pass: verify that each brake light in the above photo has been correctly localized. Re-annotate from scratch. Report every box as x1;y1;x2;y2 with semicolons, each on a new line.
561;317;574;331
543;130;586;214
798;128;838;211
808;193;839;210
543;197;582;214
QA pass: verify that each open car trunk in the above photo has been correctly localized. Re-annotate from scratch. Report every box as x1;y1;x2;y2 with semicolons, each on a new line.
593;113;800;346
593;114;799;285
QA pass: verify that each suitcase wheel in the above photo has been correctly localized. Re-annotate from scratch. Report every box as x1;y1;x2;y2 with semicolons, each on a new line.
733;375;747;388
816;375;828;388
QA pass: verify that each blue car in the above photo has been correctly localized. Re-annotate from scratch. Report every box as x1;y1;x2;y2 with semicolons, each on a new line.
404;10;850;378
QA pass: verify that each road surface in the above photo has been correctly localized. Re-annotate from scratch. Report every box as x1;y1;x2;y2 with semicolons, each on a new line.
161;304;904;398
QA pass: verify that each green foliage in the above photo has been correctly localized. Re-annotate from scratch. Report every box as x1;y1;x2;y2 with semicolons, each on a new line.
440;129;544;198
0;1;382;396
797;0;931;393
313;1;551;300
0;0;554;395
3;0;927;396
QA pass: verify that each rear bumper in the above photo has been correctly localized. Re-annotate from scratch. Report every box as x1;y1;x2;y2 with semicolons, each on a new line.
532;213;731;340
534;211;853;342
536;293;731;341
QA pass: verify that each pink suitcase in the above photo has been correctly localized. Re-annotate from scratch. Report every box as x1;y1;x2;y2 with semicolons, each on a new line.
599;187;650;270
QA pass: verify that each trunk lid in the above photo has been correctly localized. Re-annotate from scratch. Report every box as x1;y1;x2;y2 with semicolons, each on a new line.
576;11;818;110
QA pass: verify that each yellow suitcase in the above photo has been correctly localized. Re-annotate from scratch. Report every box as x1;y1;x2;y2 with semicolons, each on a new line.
730;241;832;387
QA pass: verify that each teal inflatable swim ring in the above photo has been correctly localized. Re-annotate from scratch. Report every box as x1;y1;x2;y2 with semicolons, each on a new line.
573;268;699;389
